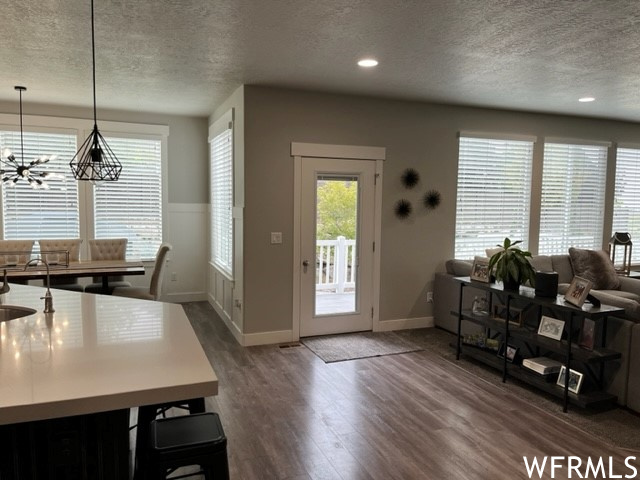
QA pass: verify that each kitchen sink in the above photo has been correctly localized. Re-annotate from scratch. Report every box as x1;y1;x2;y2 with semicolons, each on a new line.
0;305;38;322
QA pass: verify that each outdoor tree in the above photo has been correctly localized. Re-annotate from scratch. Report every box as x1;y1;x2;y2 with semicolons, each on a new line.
316;180;357;240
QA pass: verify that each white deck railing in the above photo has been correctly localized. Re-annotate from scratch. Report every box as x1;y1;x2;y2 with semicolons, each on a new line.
316;236;356;293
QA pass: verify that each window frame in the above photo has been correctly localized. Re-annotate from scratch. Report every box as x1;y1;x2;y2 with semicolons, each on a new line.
0;113;168;261
454;132;536;259
208;109;234;279
538;139;610;255
613;144;640;264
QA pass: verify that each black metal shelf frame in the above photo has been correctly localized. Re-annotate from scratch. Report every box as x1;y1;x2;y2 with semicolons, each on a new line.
454;277;624;412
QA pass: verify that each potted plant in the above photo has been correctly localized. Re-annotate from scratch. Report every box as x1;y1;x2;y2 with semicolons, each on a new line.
488;238;536;291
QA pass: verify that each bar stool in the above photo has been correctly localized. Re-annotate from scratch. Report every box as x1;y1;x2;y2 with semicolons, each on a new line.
148;412;229;480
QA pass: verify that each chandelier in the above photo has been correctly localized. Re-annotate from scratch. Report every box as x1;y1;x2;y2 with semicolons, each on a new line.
0;86;57;189
69;0;122;182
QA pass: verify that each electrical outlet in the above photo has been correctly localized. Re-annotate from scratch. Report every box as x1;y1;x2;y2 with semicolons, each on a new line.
171;272;177;282
427;291;433;303
271;232;283;244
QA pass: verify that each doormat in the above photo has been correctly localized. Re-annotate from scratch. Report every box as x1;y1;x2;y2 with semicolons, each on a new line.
301;331;424;363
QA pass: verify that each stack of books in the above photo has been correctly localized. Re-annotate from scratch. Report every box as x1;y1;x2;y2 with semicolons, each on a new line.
522;357;563;377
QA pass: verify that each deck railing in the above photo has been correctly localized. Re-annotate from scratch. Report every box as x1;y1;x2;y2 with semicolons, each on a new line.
316;236;356;293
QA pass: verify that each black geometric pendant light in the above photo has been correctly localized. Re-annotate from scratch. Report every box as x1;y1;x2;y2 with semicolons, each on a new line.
1;86;57;189
69;0;121;182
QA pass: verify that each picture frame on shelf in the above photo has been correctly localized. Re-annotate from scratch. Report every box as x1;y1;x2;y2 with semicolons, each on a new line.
497;342;519;363
579;318;596;350
492;304;524;327
538;315;565;341
564;276;593;307
556;365;584;394
470;257;490;283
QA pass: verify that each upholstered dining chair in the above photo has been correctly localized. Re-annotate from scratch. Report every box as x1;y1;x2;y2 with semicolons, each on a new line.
0;239;35;266
84;238;132;294
0;240;35;284
112;243;172;301
38;238;83;292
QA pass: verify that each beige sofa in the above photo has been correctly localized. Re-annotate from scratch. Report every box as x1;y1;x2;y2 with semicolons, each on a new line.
434;253;639;412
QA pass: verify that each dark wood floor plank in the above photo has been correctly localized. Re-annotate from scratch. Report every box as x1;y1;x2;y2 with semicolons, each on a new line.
180;302;635;480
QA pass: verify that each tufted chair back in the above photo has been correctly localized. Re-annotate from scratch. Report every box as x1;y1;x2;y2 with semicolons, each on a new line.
0;240;35;265
112;243;172;301
89;238;128;282
39;238;82;264
89;238;128;261
149;243;172;300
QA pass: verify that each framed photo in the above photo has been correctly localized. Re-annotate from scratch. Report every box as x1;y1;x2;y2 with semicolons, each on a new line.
579;318;596;350
538;315;565;341
497;342;519;363
564;276;593;308
492;304;524;327
556;365;584;394
470;257;490;283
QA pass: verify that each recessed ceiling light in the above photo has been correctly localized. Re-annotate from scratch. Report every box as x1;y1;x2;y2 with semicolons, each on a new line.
578;97;595;102
358;58;378;68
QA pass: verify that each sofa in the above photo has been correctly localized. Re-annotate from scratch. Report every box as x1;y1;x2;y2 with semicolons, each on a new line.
434;250;640;412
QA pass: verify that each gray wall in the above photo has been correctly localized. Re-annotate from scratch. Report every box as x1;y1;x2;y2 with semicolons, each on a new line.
242;85;640;335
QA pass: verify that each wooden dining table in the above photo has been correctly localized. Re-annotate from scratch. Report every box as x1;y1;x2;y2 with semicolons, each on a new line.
3;259;146;293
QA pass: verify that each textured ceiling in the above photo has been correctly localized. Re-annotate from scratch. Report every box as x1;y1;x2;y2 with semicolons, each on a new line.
2;0;640;121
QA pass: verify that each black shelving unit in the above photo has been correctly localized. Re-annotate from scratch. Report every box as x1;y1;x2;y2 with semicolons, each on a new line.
454;277;624;412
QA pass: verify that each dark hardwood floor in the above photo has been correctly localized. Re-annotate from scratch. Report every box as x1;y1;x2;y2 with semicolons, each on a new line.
181;302;637;480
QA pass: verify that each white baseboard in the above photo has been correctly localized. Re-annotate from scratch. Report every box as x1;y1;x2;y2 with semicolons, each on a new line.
208;313;434;347
208;294;243;345
165;291;207;303
242;330;294;346
375;316;434;332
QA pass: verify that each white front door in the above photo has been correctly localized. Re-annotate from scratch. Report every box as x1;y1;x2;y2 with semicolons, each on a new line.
299;157;376;337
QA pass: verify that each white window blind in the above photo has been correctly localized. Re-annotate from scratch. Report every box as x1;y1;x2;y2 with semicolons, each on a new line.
455;136;533;259
539;142;607;255
210;127;233;277
613;147;640;263
94;136;162;260
0;130;79;240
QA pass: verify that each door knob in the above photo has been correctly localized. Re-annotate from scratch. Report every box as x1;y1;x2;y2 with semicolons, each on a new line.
302;260;309;273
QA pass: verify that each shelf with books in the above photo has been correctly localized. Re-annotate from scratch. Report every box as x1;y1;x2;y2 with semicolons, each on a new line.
453;277;624;412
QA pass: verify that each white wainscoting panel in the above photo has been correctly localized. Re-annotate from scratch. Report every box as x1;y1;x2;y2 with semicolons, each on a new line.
164;203;208;303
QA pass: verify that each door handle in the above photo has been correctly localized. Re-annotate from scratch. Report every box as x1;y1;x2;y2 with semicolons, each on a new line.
302;260;309;273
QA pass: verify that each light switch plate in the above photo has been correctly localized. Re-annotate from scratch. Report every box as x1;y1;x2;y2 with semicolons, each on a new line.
271;232;283;244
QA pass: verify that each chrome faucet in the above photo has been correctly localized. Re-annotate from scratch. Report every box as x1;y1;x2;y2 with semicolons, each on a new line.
24;258;54;313
0;269;9;295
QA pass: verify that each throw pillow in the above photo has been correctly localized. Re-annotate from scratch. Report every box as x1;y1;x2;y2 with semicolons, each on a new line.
568;247;620;290
485;247;503;259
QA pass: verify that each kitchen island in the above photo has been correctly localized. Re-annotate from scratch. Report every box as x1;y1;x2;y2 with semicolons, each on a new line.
0;284;218;479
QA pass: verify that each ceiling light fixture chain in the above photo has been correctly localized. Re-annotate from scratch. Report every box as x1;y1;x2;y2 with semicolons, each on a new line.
69;0;122;182
0;86;59;189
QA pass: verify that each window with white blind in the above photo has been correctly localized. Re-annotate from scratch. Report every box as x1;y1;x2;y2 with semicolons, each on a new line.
209;120;233;277
539;142;608;255
455;135;534;259
0;130;80;241
613;147;640;263
93;136;162;260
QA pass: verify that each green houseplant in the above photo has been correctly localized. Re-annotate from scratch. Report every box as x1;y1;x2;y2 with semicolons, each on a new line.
488;238;536;290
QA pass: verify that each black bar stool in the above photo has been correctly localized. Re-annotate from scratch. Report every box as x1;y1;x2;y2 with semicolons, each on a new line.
148;412;229;479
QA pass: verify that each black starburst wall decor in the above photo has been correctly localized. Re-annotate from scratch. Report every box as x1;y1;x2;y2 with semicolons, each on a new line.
395;199;412;218
423;190;441;210
401;168;420;189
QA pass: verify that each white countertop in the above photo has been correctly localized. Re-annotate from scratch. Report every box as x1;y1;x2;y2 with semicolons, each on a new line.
0;284;218;425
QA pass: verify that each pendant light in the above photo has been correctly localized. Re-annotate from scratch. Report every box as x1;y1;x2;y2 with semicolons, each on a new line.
0;86;58;189
69;0;122;182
